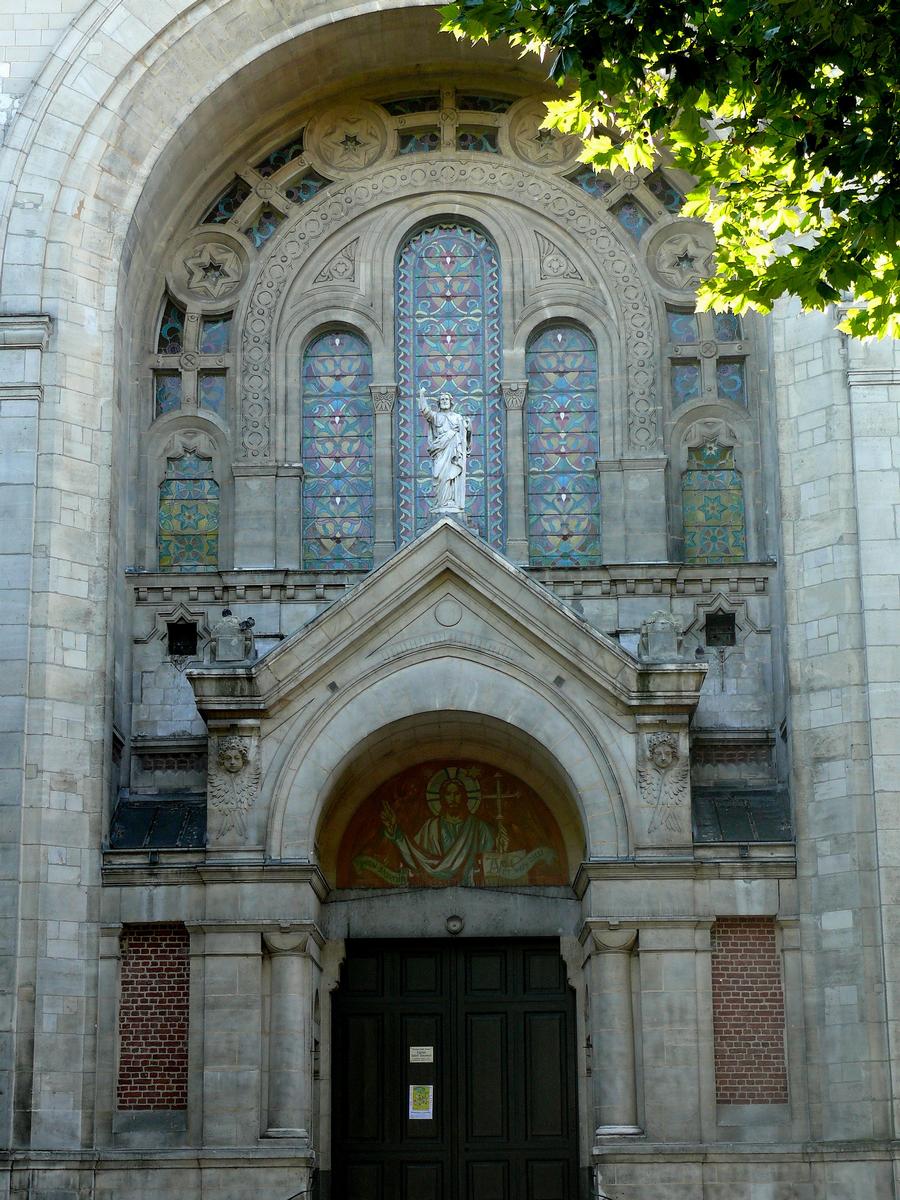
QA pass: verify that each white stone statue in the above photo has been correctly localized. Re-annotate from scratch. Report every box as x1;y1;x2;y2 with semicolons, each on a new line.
417;384;472;514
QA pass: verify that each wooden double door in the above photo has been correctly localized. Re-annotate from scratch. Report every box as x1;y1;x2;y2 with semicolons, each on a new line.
331;939;580;1200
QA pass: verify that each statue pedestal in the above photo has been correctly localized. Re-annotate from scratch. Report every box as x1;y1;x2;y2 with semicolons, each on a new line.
425;509;478;536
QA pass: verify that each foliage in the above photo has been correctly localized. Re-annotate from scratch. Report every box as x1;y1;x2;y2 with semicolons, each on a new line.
441;0;900;338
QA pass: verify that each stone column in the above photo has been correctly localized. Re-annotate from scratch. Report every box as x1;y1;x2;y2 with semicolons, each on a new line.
584;926;641;1136
264;930;320;1141
276;462;303;568
502;381;528;563
371;385;397;564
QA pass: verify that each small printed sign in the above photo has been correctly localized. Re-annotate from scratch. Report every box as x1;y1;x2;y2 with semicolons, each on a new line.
409;1046;434;1064
408;1084;434;1120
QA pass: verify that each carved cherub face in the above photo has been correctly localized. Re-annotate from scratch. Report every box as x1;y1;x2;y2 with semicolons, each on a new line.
648;737;677;770
218;739;247;774
438;393;452;410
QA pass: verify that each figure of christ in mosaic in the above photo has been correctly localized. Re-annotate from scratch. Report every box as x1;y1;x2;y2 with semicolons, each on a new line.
338;763;568;888
417;384;472;513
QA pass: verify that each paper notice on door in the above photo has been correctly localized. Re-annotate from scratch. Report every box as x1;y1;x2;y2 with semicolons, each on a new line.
409;1046;434;1064
408;1084;434;1120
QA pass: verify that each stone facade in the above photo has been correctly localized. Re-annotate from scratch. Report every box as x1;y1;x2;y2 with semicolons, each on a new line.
0;4;898;1199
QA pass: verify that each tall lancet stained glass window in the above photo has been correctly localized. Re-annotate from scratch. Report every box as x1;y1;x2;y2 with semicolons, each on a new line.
526;325;602;566
396;224;504;547
302;330;374;570
158;451;219;571
682;441;746;563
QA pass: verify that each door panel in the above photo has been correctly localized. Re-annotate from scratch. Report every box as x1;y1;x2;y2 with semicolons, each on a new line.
332;940;578;1200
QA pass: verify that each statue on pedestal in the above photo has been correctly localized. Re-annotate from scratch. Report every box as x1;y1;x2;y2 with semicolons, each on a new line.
417;384;472;514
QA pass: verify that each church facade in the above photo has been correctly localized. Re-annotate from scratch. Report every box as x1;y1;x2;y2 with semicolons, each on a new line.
1;4;899;1198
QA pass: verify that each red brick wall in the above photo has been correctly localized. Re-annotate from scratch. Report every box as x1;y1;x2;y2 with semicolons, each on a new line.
117;923;190;1110
711;917;788;1104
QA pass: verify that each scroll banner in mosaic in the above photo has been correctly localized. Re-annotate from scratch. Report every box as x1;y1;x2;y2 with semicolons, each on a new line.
682;443;746;564
396;224;504;547
302;330;374;570
526;325;602;567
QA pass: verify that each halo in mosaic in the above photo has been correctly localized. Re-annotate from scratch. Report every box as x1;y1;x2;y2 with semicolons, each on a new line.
199;372;226;414
396;223;504;548
199;313;232;354
284;170;332;204
671;361;702;406
716;358;747;405
157;298;185;355
682;443;746;564
611;198;652;241
713;311;742;341
255;130;304;178
399;128;441;154
666;310;699;344
457;127;499;153
644;169;685;213
202;177;251;225
457;94;515;113
155;373;182;417
526;325;602;567
380;94;441;116
567;166;614;198
302;330;374;570
245;206;285;249
158;453;219;571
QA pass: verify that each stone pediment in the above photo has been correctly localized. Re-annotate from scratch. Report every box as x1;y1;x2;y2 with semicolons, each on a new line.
188;520;705;722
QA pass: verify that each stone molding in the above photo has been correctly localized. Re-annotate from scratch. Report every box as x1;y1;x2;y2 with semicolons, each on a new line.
0;314;51;349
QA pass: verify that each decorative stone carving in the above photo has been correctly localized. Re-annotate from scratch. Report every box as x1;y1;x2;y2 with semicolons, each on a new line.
315;237;359;283
507;98;580;168
239;159;659;459
637;729;691;838
305;102;387;174
683;416;739;450
649;223;716;291
210;607;256;662
169;229;249;311
208;734;261;840
536;232;582;281
638;609;684;662
501;381;527;410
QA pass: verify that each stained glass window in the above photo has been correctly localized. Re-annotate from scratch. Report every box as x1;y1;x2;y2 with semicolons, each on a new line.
381;94;441;115
713;312;742;341
284;170;331;204
199;372;226;413
202;177;251;224
302;330;374;570
611;198;652;241
716;359;747;405
682;443;746;564
155;373;182;417
158;452;219;571
157;298;185;355
456;126;499;153
567;166;614;198
399;128;441;154
671;361;702;406
457;94;514;113
255;130;304;177
526;326;602;567
396;224;504;548
644;170;684;212
199;314;232;354
245;206;284;249
666;310;699;344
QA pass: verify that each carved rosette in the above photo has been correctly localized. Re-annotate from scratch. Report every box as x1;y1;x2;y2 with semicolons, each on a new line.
315;238;359;284
169;229;249;313
648;222;716;292
506;99;581;169
305;102;388;175
536;233;582;281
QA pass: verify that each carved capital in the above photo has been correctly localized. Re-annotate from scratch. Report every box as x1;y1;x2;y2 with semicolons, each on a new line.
370;384;397;414
588;928;638;955
501;381;528;410
264;930;313;956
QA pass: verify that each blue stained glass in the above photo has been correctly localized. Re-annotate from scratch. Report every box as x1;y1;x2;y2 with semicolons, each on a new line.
666;310;699;343
716;358;747;404
682;443;746;564
202;177;251;224
255;130;304;177
155;373;182;417
302;331;374;570
399;128;441;154
381;94;441;115
457;94;514;113
457;127;499;153
713;312;742;341
396;224;504;548
284;170;331;204
157;298;185;354
199;372;226;413
644;169;684;212
612;198;652;241
671;361;701;406
159;454;219;571
245;206;284;248
568;166;614;198
200;314;232;354
526;326;602;567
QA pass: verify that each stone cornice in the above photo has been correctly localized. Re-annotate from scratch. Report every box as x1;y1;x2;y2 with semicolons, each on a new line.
573;851;796;895
101;857;330;897
0;314;51;350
